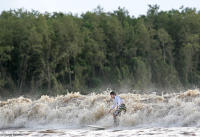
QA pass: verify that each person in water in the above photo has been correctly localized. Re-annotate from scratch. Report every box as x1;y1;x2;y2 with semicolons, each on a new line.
109;91;126;126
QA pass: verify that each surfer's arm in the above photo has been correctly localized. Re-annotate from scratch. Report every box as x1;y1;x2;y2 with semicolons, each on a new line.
108;107;115;113
109;101;117;113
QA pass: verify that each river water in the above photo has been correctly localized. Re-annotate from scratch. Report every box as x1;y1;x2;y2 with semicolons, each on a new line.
1;127;200;137
1;89;200;136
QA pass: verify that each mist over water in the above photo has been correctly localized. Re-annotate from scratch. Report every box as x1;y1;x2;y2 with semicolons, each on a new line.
1;89;200;130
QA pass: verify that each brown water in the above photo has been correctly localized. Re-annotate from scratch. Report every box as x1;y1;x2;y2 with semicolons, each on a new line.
1;89;200;136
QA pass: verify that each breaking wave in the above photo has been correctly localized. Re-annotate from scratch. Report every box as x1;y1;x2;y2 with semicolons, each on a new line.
1;89;200;129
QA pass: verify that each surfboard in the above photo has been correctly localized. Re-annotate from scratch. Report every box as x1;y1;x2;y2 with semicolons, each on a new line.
88;125;106;130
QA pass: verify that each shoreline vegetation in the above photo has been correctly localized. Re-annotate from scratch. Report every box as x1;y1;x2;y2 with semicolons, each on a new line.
0;5;200;96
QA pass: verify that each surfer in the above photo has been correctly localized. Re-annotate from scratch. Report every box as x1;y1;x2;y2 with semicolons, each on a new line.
108;91;126;126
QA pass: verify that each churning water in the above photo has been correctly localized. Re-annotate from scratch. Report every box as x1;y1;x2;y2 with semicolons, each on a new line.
1;89;200;136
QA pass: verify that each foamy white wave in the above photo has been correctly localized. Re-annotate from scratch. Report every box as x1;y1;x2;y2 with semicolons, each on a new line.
0;89;200;129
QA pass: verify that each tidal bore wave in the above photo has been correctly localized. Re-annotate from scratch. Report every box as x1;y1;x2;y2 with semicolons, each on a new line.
1;89;200;129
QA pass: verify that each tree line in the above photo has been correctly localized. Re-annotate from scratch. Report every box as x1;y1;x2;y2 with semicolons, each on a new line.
0;5;200;95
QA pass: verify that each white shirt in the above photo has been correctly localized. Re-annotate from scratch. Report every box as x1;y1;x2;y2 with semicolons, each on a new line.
112;96;123;109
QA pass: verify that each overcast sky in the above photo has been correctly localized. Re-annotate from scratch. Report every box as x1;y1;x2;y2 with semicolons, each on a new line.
1;0;200;17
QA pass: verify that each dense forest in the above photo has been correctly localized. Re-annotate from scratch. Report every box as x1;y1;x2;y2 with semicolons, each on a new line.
0;5;200;95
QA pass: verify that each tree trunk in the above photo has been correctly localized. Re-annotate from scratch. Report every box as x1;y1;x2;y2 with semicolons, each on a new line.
162;42;166;63
19;56;28;89
68;57;72;89
47;62;51;91
47;44;51;92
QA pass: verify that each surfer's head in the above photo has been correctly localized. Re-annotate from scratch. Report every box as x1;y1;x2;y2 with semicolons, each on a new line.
110;91;116;99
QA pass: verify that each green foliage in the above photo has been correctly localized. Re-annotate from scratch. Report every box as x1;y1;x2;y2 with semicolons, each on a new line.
0;6;200;95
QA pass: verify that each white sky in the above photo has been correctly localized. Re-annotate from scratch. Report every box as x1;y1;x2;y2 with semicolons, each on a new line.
1;0;200;17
